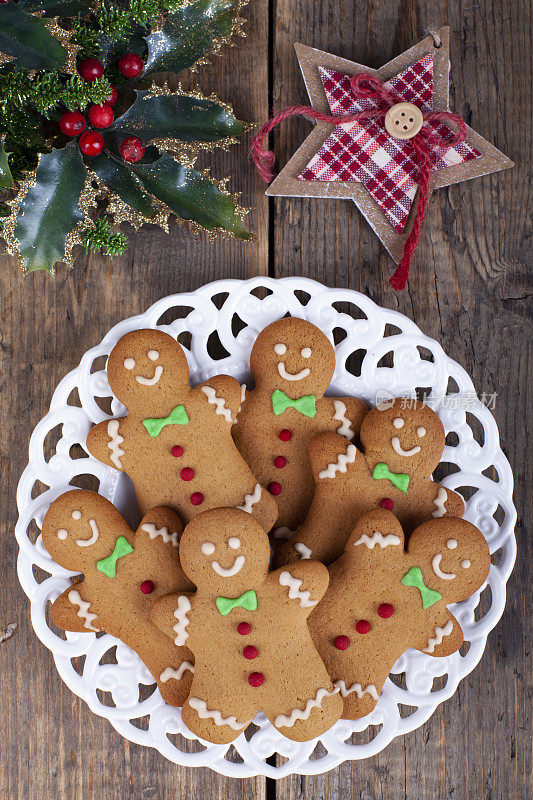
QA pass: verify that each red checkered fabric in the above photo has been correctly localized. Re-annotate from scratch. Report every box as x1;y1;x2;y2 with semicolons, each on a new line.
298;54;481;232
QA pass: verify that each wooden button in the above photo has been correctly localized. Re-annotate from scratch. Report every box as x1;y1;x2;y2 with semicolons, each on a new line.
384;102;423;140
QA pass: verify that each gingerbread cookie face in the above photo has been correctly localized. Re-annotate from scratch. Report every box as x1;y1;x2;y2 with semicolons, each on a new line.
42;490;195;707
151;507;343;743
275;398;464;567
361;399;445;478
309;508;490;720
107;329;189;416
249;317;336;398
233;318;367;535
86;329;279;530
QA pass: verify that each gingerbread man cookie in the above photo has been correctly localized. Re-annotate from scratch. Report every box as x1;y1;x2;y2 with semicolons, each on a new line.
276;398;464;566
42;490;195;706
151;507;343;743
309;508;490;719
86;329;278;530
233;317;367;539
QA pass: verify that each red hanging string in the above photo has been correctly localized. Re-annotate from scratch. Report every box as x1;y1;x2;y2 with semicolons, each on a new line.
250;73;467;290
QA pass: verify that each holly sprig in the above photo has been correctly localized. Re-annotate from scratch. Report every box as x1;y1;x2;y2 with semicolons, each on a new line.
1;0;250;273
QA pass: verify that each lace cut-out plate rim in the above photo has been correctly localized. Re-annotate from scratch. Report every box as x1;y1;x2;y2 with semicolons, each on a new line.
15;277;516;778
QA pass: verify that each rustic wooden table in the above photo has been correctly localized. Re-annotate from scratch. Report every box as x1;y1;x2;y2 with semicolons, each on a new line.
1;1;530;798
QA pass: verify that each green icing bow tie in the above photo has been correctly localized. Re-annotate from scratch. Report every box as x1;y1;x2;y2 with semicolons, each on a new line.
216;590;258;616
372;462;410;492
96;536;134;578
271;389;317;418
142;404;189;437
401;566;442;609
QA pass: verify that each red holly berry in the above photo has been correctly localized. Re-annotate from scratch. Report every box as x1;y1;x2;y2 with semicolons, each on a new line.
79;131;105;156
377;603;394;619
59;111;86;137
190;492;204;506
78;58;103;83
248;672;264;687
88;104;114;129
243;645;258;660
171;445;183;458
105;85;118;106
355;619;371;634
334;635;351;650
268;481;282;496
274;456;287;468
279;429;292;441
237;622;251;635
120;136;145;163
180;467;195;482
118;53;145;78
140;580;155;594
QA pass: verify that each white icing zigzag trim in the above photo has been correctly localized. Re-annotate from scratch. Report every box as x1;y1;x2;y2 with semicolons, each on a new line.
141;522;179;547
160;662;195;682
201;386;233;422
237;483;262;514
353;531;401;549
279;571;318;608
432;486;448;518
275;686;340;728
334;680;379;701
173;596;191;646
333;400;354;440
107;419;125;469
189;697;251;731
69;589;99;632
318;444;357;479
294;542;312;559
423;620;454;653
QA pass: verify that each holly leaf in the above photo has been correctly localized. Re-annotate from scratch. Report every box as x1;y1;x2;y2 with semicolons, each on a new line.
127;153;249;238
110;90;244;143
89;151;158;218
0;2;67;70
14;142;86;272
143;0;243;78
0;143;14;188
20;0;92;16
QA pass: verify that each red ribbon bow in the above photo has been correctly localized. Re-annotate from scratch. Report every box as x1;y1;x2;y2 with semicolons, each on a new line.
250;72;467;290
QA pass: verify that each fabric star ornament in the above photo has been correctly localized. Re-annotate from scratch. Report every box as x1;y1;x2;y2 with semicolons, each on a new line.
256;27;513;289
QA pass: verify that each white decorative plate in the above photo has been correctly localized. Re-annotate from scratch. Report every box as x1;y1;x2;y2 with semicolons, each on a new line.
15;277;516;778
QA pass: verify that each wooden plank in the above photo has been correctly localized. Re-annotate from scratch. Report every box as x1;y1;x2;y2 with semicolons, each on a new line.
271;0;530;799
0;1;268;797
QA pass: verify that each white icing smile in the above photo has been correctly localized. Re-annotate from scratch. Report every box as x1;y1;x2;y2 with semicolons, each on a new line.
391;436;421;457
431;553;456;580
75;519;100;547
277;362;310;381
135;365;163;386
211;555;245;577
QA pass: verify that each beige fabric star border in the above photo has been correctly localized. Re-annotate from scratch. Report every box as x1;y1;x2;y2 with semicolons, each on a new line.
266;28;514;265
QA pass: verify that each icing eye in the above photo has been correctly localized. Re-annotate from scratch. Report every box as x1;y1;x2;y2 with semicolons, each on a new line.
228;537;241;549
148;350;159;361
274;343;287;356
301;347;312;358
417;427;427;437
57;529;68;540
393;417;404;429
446;539;458;550
461;559;471;569
201;542;215;556
124;358;136;370
72;510;81;520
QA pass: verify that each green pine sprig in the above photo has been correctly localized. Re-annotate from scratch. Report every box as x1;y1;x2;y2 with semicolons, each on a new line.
82;218;128;257
0;70;112;118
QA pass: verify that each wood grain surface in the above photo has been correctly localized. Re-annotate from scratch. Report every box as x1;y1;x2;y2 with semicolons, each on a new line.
0;1;530;798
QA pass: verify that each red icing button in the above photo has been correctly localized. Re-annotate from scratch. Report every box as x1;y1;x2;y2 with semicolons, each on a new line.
140;580;154;594
279;429;292;441
237;622;251;635
378;603;394;619
171;445;183;458
274;456;287;468
268;481;282;496
243;645;258;659
334;635;351;650
248;672;264;687
180;467;195;481
190;492;204;505
380;498;394;511
355;620;371;634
